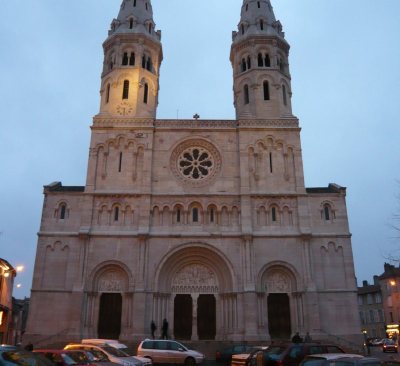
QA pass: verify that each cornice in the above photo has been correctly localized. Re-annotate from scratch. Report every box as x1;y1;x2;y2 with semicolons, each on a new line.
91;118;300;130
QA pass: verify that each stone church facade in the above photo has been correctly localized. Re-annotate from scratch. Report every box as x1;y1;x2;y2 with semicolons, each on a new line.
26;0;361;345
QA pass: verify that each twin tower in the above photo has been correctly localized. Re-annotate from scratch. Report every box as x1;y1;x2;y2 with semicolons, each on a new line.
99;0;293;120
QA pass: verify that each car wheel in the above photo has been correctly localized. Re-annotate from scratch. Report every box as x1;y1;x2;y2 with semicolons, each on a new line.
185;357;196;366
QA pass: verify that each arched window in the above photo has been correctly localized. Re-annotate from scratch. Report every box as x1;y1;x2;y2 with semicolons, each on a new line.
148;24;152;33
324;205;331;221
260;19;264;30
263;81;270;101
247;56;251;70
271;207;277;222
246;4;248;11
144;83;149;104
192;208;199;223
118;152;123;172
146;57;152;72
122;52;128;66
133;0;136;6
106;83;110;104
122;80;129;99
258;53;263;67
60;204;67;220
142;55;146;68
129;19;133;29
114;207;119;222
241;24;245;35
241;59;247;72
244;84;250;105
257;1;261;8
145;2;148;11
282;84;287;106
129;52;135;66
210;208;215;223
176;209;181;223
265;54;271;67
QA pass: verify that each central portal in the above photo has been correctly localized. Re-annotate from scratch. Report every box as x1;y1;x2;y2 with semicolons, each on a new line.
98;293;122;339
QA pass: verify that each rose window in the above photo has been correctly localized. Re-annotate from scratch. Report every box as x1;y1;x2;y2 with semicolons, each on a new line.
178;147;214;180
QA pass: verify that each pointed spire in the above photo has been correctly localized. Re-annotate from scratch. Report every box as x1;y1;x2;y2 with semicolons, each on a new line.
233;0;285;43
109;0;160;41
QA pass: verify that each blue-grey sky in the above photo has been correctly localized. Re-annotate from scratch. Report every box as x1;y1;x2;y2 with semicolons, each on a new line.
1;0;399;298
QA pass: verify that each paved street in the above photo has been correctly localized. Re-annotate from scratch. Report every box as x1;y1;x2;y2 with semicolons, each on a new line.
365;346;400;361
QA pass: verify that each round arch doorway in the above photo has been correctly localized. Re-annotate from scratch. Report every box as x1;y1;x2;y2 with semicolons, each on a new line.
155;245;234;341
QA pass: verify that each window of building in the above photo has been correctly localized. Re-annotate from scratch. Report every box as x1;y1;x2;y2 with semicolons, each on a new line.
247;56;251;70
359;311;365;325
260;20;264;30
145;2;148;11
369;310;375;323
118;152;123;172
176;209;181;223
149;24;152;33
378;309;384;322
246;4;248;11
60;204;67;220
241;58;247;72
122;52;129;66
142;55;146;68
258;53;263;67
265;54;271;67
244;85;249;104
192;208;199;223
241;24;245;35
210;208;215;223
122;80;129;99
114;207;119;222
263;81;270;101
146;57;152;72
258;1;261;8
144;83;149;104
375;293;382;304
282;84;287;106
271;207;277;222
358;295;364;306
367;294;373;305
323;204;331;221
106;84;110;104
129;18;133;29
269;152;273;173
133;0;136;6
129;52;135;66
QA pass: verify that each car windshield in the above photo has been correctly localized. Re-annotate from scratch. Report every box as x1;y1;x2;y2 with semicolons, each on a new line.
263;346;286;361
61;352;89;365
102;347;129;357
85;350;109;362
2;351;54;366
385;340;395;345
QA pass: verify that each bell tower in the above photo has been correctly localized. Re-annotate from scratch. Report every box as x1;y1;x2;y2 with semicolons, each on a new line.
231;0;293;119
98;0;163;119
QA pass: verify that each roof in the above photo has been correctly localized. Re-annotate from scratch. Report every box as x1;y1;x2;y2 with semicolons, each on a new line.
44;182;85;193
306;184;346;194
357;284;381;295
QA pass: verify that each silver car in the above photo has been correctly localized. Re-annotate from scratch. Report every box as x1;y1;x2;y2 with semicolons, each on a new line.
137;339;204;366
64;344;145;366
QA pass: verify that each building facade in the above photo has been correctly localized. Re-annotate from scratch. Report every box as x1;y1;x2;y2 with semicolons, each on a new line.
358;277;385;339
0;258;16;344
26;0;361;345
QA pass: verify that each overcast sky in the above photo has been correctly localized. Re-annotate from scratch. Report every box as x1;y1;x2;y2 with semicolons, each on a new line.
1;0;399;298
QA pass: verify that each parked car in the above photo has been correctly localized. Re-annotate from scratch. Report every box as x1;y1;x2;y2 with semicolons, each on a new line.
216;345;257;365
0;346;54;366
34;349;96;366
300;354;376;366
370;339;384;347
231;343;345;366
71;348;118;366
64;343;143;366
382;339;398;353
137;339;205;366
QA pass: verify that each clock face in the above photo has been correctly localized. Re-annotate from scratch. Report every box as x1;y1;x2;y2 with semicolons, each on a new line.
116;101;134;116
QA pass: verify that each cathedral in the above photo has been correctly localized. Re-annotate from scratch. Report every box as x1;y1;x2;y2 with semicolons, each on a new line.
26;0;361;345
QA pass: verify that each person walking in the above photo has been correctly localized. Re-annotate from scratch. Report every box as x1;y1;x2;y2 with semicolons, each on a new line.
161;318;169;339
151;320;157;339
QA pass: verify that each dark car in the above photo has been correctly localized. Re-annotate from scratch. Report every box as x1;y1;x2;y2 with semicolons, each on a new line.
216;345;256;364
33;350;96;366
0;346;54;366
382;339;398;353
231;343;345;366
300;354;378;366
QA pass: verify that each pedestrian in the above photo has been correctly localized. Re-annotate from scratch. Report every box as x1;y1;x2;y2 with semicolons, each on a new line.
291;332;302;344
161;318;169;339
24;342;33;351
151;320;157;339
304;332;312;342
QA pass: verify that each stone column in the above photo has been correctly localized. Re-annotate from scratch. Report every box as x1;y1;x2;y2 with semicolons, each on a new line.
191;294;199;341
